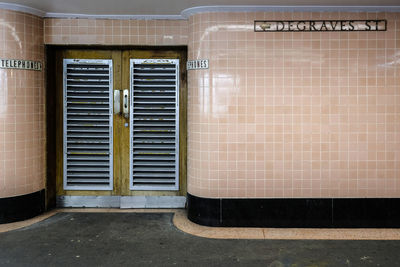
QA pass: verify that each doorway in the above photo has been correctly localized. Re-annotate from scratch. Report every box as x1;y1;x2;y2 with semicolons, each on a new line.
46;47;187;208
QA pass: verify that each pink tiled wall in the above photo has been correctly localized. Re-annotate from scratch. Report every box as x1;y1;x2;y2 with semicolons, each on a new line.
0;9;45;198
2;8;399;200
187;12;400;198
44;18;188;45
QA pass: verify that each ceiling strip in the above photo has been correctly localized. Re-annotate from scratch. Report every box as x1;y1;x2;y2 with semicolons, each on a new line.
181;5;400;18
0;2;45;16
0;2;399;20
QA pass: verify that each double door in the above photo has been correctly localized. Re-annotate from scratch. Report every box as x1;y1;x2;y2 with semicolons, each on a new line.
54;48;187;205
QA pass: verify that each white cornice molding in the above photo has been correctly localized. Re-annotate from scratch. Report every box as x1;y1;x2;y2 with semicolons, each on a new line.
45;12;184;20
0;2;185;19
0;2;45;17
0;2;400;20
181;5;400;18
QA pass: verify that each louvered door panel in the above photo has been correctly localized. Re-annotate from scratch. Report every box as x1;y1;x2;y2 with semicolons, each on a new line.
130;59;179;190
63;59;113;190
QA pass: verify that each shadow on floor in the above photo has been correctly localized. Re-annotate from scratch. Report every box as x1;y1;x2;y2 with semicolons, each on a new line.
0;212;399;267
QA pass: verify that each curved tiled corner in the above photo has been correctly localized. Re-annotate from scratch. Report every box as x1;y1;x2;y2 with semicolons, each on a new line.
0;9;46;199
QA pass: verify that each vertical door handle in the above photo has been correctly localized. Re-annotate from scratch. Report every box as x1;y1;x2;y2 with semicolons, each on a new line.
113;90;120;114
123;89;129;118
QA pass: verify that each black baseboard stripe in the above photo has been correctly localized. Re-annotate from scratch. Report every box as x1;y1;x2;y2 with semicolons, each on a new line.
0;189;45;224
187;193;400;228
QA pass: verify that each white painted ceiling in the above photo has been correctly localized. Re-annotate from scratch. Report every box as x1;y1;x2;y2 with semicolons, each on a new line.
2;0;400;16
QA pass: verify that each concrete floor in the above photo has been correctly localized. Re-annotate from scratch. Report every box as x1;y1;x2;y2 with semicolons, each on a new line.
0;212;399;267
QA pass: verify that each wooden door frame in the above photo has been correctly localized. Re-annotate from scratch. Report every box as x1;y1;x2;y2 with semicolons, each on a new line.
45;45;188;208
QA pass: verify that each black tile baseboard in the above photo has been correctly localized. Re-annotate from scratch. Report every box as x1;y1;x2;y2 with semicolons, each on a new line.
0;189;45;224
187;193;400;228
187;193;221;226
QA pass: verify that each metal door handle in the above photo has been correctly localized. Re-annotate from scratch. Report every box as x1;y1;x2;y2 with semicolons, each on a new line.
113;90;120;114
123;89;129;118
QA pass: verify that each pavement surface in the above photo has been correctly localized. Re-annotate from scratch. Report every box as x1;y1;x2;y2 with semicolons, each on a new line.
0;212;399;267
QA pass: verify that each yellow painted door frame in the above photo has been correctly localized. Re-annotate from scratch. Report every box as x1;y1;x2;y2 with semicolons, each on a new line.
54;47;187;198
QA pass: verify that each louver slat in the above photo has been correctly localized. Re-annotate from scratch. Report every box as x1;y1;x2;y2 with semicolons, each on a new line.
63;59;113;190
130;59;179;190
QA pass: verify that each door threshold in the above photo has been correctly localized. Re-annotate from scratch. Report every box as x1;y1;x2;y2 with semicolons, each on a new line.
56;196;186;208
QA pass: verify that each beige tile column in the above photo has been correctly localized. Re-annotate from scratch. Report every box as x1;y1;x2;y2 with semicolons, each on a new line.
0;9;45;199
